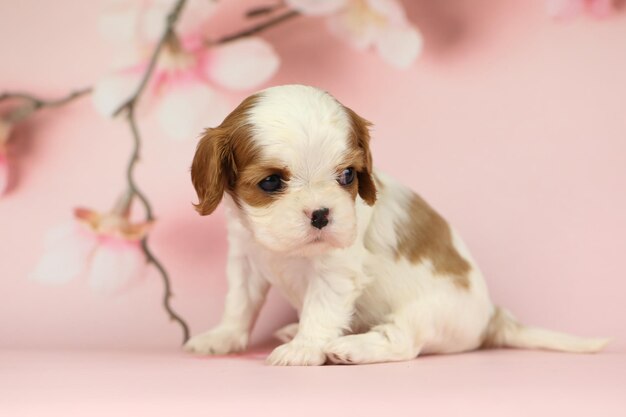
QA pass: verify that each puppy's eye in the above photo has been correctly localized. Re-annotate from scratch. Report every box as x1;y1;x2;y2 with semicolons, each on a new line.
258;174;283;193
338;167;355;186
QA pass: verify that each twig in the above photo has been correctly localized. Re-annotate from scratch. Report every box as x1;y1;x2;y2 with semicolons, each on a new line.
246;2;286;18
126;105;190;343
214;10;300;44
116;0;191;344
142;238;190;342
0;88;91;113
125;108;154;221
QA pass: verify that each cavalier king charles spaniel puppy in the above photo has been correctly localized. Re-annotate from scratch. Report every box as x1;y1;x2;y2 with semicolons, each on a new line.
185;84;607;365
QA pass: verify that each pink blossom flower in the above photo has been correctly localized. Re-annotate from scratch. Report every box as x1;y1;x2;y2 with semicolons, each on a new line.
98;0;219;67
0;119;11;196
93;1;280;140
547;0;614;19
287;0;423;69
31;198;152;294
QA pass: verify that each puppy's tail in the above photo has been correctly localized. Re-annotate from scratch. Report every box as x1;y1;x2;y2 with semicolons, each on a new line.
481;306;610;353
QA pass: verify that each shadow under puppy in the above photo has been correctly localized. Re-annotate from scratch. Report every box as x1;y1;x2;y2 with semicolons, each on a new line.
186;84;608;365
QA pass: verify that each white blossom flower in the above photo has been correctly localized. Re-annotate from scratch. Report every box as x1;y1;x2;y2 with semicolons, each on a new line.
93;0;280;140
288;0;423;69
31;196;152;294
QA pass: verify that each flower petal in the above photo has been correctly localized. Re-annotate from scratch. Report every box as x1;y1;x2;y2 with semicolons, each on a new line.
366;0;408;25
327;9;377;51
375;25;423;69
87;238;145;294
154;0;218;40
286;0;348;15
155;81;230;140
98;0;142;44
74;207;102;231
120;220;153;240
30;222;98;285
142;1;176;43
92;70;144;117
205;38;280;91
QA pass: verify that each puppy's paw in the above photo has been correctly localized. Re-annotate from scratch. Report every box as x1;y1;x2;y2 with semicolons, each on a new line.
325;335;373;365
266;341;326;366
273;322;299;343
184;327;248;355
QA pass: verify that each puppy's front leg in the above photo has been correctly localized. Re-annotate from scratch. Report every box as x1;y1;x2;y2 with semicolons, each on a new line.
185;251;269;355
267;269;360;366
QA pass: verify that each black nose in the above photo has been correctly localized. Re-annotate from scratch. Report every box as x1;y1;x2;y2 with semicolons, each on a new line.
311;208;330;229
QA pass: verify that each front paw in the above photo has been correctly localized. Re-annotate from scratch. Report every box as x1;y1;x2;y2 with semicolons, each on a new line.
184;327;248;355
266;341;326;366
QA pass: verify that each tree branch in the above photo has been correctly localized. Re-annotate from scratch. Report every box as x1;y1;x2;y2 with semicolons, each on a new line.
0;88;91;113
246;2;287;18
117;0;191;344
126;105;190;343
214;10;300;45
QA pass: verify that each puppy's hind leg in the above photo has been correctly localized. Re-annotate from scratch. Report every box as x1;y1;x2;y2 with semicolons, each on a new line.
325;323;420;365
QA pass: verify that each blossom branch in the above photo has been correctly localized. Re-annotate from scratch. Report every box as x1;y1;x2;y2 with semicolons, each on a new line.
126;105;190;343
125;108;153;220
0;88;91;109
213;9;300;45
0;88;91;122
113;0;191;344
246;2;287;18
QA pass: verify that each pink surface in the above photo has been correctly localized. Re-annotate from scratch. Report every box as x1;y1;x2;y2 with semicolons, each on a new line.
2;348;625;417
1;0;625;354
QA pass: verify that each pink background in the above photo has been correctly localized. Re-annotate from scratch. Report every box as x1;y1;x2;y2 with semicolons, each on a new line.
1;0;625;353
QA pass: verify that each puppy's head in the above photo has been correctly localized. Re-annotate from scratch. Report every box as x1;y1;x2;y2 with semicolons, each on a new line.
191;85;376;255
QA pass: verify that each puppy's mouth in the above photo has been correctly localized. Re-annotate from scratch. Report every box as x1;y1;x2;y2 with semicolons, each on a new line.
305;229;341;248
307;232;326;244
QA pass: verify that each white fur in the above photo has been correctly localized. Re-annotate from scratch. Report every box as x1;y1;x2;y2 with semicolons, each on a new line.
185;85;608;365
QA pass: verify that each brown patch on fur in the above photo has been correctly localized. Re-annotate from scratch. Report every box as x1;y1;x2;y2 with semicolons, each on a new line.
395;193;471;289
191;94;261;215
343;106;377;206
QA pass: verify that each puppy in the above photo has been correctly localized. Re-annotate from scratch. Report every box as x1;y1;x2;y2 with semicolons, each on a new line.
185;84;608;365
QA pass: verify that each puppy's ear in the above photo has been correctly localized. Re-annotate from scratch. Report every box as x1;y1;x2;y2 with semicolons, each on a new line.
191;128;234;215
345;107;377;206
191;94;259;215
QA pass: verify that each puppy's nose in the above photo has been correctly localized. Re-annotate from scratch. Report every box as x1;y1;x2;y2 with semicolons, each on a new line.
310;208;330;229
